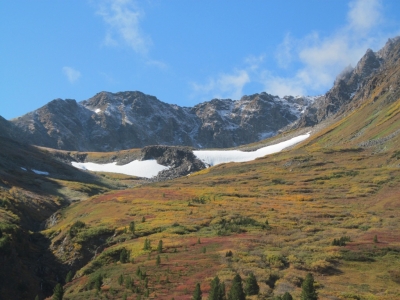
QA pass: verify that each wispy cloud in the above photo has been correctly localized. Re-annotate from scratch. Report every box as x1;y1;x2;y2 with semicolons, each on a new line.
191;70;250;100
264;0;387;96
97;0;151;55
276;33;293;69
347;0;383;33
62;67;81;83
192;0;389;99
244;55;265;71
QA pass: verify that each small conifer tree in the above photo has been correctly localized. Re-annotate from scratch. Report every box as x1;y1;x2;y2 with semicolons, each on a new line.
282;292;293;300
301;273;318;300
228;274;245;300
193;283;202;300
244;272;259;295
125;275;133;289
157;240;163;253
129;221;135;234
208;275;226;300
120;248;129;263
52;283;64;300
94;274;103;291
65;270;73;283
208;276;220;300
143;238;151;250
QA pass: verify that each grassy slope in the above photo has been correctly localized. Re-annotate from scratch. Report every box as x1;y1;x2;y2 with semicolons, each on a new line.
0;137;125;299
46;76;400;300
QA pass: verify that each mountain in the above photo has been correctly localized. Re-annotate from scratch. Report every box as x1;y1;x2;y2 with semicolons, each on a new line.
42;34;400;300
7;37;400;154
10;92;314;151
1;35;400;299
295;36;400;127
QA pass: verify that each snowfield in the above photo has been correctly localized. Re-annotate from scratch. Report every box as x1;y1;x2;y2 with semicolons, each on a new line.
193;133;310;166
71;160;169;178
71;133;310;178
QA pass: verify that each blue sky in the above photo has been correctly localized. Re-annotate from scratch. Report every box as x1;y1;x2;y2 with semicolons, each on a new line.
1;0;399;120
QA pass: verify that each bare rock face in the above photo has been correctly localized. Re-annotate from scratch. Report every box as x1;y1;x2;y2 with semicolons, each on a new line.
0;115;20;139
295;37;400;128
140;145;206;181
11;99;93;150
10;91;312;151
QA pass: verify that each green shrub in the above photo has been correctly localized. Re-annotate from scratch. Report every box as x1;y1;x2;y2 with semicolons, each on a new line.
340;250;375;262
75;226;114;243
68;221;86;237
332;236;351;246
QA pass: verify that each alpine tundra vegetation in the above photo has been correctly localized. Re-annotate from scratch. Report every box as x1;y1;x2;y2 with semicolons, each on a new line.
1;15;400;300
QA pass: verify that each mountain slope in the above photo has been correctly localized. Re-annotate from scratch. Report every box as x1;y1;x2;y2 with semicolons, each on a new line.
295;36;400;128
42;37;400;300
10;91;314;151
0;133;123;300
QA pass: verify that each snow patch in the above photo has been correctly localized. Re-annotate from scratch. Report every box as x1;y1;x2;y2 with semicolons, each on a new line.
20;167;27;171
95;108;101;114
194;133;310;166
71;160;169;178
32;169;49;175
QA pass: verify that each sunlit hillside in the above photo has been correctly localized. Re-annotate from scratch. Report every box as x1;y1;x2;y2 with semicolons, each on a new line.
41;65;400;299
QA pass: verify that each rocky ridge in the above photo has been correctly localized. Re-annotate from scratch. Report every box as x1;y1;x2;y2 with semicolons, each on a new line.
294;37;400;128
6;36;400;155
10;92;314;151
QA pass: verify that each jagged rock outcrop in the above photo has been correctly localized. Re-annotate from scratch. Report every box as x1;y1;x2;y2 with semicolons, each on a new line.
140;145;206;181
295;37;400;127
10;92;313;151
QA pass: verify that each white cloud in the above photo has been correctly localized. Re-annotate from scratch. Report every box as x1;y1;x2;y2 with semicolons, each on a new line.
264;0;387;97
276;33;293;69
191;55;265;100
62;67;81;83
244;54;265;71
191;0;391;100
97;0;151;55
191;70;250;100
261;72;306;97
347;0;383;33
